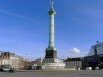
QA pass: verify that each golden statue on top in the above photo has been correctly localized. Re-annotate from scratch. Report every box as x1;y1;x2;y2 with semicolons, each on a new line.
50;0;54;8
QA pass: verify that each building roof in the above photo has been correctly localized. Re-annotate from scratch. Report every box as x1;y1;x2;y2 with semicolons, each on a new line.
64;57;82;62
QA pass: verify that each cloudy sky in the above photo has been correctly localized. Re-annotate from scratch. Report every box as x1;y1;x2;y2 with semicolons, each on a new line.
0;0;103;59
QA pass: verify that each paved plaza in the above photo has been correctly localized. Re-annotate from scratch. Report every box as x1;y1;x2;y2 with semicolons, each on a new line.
0;70;103;77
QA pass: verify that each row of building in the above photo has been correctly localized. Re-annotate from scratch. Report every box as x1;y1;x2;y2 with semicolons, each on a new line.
0;42;103;70
0;51;35;70
0;51;83;70
65;42;103;70
34;57;83;70
34;42;103;70
0;52;24;69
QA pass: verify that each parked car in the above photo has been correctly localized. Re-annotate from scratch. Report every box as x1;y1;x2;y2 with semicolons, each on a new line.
0;65;16;72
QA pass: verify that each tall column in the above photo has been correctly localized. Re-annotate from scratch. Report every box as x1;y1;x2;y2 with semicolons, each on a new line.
49;9;55;48
48;3;56;49
45;1;57;59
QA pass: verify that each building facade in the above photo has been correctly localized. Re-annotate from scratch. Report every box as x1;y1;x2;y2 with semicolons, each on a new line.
83;42;103;70
65;57;83;70
24;61;35;70
0;51;25;69
88;42;103;56
34;58;43;69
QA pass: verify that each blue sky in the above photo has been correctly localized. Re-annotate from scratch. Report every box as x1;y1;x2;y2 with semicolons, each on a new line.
0;0;103;59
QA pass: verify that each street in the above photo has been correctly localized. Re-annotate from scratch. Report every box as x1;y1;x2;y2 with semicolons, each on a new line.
0;70;103;77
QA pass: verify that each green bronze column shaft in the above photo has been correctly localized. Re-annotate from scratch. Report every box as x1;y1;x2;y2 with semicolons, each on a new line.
49;11;55;48
48;1;56;49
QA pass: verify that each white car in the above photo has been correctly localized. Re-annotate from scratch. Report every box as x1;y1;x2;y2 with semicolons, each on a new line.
0;65;15;72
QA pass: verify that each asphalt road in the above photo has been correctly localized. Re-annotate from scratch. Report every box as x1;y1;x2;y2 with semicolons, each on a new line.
0;70;103;77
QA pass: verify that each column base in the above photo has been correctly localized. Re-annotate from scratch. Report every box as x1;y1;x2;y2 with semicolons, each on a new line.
45;47;57;58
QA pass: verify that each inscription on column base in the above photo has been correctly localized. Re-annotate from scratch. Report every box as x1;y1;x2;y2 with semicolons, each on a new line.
45;47;57;58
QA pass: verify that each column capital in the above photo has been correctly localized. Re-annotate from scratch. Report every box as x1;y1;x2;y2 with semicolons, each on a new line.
48;8;56;15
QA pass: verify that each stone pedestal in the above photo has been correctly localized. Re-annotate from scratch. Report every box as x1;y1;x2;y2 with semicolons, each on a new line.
41;48;65;70
41;62;65;70
45;47;57;59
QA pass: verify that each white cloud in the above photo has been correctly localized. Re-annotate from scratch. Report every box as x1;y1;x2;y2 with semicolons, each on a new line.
69;47;80;54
